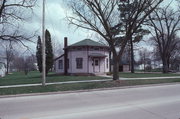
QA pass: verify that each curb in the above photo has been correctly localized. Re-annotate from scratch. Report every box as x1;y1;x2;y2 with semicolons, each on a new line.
0;82;180;98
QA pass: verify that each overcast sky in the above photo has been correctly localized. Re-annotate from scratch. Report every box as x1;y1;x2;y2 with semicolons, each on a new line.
23;0;95;54
20;0;178;56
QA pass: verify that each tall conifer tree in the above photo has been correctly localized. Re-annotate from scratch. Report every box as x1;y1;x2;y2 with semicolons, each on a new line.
36;36;42;72
45;29;53;74
36;30;53;74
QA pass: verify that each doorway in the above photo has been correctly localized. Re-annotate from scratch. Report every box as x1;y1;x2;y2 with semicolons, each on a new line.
94;58;100;72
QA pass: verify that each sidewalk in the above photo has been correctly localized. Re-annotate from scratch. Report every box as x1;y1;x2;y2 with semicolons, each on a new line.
120;76;180;80
100;75;180;80
0;79;112;89
0;76;179;89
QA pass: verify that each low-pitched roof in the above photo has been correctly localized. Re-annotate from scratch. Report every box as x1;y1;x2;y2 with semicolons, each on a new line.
68;39;108;47
54;54;64;61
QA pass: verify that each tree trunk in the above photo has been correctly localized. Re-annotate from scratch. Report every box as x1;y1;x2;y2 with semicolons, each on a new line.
130;37;135;73
144;53;146;72
167;57;170;69
162;58;169;73
0;0;6;18
6;62;9;74
112;53;120;80
109;51;112;73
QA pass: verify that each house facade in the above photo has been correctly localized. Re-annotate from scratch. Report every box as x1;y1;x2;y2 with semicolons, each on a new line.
54;38;110;75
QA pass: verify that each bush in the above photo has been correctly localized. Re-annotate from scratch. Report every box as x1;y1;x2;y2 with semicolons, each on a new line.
145;66;152;71
106;72;113;75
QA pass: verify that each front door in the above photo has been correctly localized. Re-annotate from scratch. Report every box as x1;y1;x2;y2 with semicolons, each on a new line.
94;58;100;72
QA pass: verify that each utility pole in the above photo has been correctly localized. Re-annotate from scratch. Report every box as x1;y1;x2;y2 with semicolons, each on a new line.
42;0;46;86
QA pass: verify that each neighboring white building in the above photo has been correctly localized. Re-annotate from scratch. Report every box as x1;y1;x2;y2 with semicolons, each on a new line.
0;63;6;77
0;57;6;77
136;60;163;70
54;38;110;75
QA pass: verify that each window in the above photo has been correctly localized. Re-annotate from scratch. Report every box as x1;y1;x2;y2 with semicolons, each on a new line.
94;47;99;50
77;47;82;50
58;60;63;69
76;58;83;69
100;47;104;50
106;58;109;68
95;59;99;66
90;47;94;50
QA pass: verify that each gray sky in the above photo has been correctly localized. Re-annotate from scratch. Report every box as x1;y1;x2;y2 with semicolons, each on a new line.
20;0;178;56
23;0;95;54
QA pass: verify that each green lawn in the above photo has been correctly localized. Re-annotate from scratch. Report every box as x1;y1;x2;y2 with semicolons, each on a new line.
1;71;180;86
119;72;180;78
0;71;108;86
0;78;180;95
0;71;180;95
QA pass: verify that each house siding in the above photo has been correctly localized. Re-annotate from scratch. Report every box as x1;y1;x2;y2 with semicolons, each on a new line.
55;57;64;74
88;50;109;74
69;50;88;73
55;48;109;74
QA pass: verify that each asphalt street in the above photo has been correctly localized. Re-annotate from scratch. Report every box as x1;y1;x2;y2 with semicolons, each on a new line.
0;84;180;119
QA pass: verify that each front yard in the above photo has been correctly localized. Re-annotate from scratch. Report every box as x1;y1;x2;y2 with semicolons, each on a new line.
0;71;180;95
0;71;108;86
0;78;180;95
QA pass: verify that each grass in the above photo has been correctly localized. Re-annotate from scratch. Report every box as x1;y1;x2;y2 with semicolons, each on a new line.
119;72;180;78
0;78;180;95
0;71;180;95
135;69;162;72
0;71;180;86
0;71;109;86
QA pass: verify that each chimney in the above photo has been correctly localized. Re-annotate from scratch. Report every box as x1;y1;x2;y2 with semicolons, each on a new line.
64;37;68;48
64;37;68;75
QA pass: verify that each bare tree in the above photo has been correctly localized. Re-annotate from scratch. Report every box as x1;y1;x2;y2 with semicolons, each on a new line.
12;54;36;74
52;38;63;58
23;55;37;75
0;0;36;23
4;47;14;74
0;41;15;74
12;55;24;72
168;36;180;71
67;0;163;80
138;48;152;71
0;0;37;44
118;1;151;73
148;5;180;73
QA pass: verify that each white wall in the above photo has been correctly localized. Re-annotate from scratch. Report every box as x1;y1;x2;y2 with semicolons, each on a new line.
55;48;110;74
0;64;6;77
55;57;64;74
68;50;88;73
88;50;109;73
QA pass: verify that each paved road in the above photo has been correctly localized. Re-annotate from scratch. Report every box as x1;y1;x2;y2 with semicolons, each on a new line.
0;84;180;119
